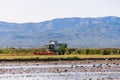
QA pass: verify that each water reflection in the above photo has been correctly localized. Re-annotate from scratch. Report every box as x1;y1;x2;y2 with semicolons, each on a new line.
0;60;120;80
0;72;120;80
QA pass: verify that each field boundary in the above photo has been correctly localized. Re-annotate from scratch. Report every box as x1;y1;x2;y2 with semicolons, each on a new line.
0;57;120;62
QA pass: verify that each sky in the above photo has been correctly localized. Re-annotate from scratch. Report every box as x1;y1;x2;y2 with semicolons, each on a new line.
0;0;120;23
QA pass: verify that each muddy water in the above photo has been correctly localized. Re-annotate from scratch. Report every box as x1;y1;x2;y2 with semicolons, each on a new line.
0;60;120;80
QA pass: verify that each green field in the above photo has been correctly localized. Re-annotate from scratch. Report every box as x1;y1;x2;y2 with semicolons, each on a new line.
0;48;120;60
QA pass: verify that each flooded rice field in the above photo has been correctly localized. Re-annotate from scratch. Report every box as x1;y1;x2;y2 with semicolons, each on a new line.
0;59;120;80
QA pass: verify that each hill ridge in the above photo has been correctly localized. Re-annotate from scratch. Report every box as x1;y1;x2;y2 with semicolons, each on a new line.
0;16;120;48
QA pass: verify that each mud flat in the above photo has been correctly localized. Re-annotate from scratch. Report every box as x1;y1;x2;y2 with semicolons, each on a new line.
0;59;120;80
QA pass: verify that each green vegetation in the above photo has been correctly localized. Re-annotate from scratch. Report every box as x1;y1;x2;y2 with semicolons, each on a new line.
0;48;45;55
65;48;120;55
0;48;120;55
0;48;120;60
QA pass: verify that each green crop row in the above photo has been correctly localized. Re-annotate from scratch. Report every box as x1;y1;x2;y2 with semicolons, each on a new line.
0;48;120;55
65;48;120;55
0;48;45;55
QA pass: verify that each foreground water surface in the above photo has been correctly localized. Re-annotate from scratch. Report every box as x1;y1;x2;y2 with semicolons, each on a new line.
0;72;120;80
0;60;120;80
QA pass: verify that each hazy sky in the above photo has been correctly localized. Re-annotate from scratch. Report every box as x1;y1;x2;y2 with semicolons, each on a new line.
0;0;120;23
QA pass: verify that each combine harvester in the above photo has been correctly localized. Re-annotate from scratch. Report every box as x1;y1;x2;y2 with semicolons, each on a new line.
34;40;67;55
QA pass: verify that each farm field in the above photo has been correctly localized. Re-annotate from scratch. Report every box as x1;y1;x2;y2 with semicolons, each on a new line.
0;48;120;60
0;59;120;80
0;54;120;60
0;48;120;80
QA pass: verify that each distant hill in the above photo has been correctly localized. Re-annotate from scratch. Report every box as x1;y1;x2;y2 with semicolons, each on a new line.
0;16;120;48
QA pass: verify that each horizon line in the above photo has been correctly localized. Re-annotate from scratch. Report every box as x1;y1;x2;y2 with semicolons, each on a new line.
0;16;120;24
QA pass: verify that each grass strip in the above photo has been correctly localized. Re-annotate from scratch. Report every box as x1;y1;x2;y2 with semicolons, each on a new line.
0;54;120;60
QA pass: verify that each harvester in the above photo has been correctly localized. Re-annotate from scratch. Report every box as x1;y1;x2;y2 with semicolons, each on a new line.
34;40;67;55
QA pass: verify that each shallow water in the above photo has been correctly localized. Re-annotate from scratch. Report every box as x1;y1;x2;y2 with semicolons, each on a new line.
0;61;120;80
0;63;119;69
0;64;93;69
0;72;120;80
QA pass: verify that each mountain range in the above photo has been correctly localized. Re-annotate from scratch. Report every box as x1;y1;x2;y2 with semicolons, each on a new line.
0;16;120;48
